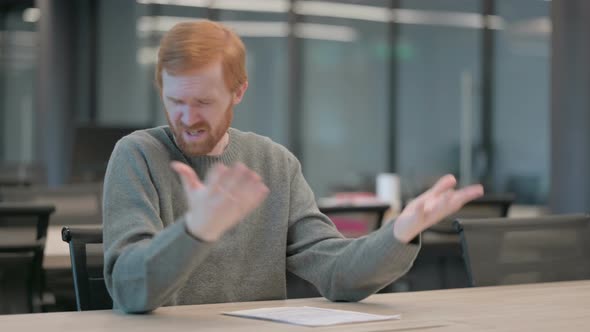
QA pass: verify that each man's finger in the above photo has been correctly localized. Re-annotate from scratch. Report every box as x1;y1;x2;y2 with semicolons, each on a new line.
231;168;268;207
205;163;229;188
413;199;426;224
426;174;457;197
412;174;457;206
427;184;484;226
170;161;203;190
220;163;250;192
424;190;454;225
449;184;485;209
239;182;270;215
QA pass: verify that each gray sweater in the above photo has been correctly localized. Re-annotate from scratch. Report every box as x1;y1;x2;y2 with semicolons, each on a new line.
103;126;420;313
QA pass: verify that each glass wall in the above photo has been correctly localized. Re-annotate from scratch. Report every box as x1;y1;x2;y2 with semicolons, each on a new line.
217;6;289;147
95;0;200;127
0;3;37;164
396;0;483;198
0;0;552;205
493;0;550;203
300;0;391;198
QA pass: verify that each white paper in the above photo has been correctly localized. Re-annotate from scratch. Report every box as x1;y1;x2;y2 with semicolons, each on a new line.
223;306;401;327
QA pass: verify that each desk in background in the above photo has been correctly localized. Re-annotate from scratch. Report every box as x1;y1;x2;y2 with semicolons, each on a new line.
1;280;588;331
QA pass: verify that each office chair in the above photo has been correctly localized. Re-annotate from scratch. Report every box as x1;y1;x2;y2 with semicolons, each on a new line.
455;214;590;287
319;204;390;238
401;194;515;291
0;203;55;314
429;194;514;233
61;226;112;311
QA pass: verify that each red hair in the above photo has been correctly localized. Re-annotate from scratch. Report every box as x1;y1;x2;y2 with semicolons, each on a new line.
156;20;247;93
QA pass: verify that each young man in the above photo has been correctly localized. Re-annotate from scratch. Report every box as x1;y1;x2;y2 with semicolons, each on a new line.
103;20;483;313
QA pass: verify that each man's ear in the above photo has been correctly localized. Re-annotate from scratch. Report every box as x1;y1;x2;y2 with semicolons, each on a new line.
232;81;248;105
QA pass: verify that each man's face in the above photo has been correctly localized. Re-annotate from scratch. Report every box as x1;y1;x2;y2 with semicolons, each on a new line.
162;61;242;156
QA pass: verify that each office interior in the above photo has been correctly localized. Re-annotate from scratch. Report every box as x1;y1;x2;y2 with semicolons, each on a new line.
1;0;589;317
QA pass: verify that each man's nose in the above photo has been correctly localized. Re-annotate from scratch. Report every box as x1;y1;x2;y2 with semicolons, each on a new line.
180;107;203;127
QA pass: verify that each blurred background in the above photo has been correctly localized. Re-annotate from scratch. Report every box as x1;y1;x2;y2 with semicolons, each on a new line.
0;0;556;203
1;0;590;314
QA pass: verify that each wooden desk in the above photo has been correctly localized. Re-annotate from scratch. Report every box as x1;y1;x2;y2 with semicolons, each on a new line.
1;280;588;331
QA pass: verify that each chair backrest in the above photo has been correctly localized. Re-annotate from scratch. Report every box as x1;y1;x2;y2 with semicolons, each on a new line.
430;194;515;233
61;226;112;311
0;203;55;314
0;183;103;226
455;214;590;287
286;204;390;298
319;204;390;238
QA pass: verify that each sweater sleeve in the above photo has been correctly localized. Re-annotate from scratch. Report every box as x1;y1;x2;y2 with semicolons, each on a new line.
285;158;421;302
102;137;213;313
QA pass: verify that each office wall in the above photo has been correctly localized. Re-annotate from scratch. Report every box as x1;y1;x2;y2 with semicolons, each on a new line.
493;0;550;203
0;8;36;163
302;17;390;197
0;0;554;205
218;10;290;148
396;0;482;197
97;0;152;126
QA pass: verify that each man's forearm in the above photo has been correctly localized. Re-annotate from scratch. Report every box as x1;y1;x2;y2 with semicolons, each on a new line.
287;219;421;303
106;219;213;313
